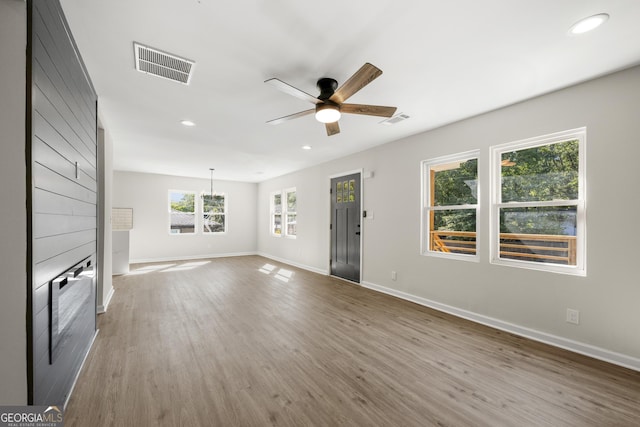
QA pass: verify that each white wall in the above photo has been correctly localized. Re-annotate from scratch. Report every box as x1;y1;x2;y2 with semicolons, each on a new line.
258;65;640;368
97;127;113;312
113;171;257;262
0;0;28;404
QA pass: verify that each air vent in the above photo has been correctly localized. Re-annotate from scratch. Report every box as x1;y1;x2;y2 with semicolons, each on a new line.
380;113;410;125
134;43;195;85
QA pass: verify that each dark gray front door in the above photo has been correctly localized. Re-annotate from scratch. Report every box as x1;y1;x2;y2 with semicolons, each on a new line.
330;173;361;282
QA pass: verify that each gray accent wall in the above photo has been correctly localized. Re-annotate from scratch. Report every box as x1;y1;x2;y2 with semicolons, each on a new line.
29;0;97;405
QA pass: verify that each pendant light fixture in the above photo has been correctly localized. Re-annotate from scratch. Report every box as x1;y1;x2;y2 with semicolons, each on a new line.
209;168;215;197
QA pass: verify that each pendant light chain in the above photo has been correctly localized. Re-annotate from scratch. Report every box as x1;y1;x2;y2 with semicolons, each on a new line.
209;168;215;197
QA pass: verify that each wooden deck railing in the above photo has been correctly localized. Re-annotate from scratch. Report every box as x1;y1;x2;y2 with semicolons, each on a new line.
430;231;577;265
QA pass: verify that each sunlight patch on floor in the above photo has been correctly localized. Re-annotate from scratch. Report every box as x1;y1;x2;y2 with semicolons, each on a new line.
259;263;294;282
127;261;211;275
127;264;176;275
259;263;276;274
275;268;293;283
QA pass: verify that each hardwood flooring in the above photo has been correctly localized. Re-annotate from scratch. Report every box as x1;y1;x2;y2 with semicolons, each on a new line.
64;256;640;426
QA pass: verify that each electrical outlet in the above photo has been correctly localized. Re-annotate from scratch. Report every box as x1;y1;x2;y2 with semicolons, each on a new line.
391;271;397;281
566;308;580;325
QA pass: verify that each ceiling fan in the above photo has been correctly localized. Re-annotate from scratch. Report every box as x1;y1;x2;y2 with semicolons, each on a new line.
265;63;397;136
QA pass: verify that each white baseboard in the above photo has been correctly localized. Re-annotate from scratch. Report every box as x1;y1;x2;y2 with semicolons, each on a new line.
256;252;329;276
129;251;257;265
361;280;640;372
97;285;114;314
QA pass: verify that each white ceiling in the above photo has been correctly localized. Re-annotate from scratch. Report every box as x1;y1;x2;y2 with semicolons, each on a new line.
59;0;640;182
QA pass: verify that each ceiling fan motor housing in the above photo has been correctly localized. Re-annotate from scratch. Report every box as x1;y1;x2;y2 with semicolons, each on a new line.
317;78;338;100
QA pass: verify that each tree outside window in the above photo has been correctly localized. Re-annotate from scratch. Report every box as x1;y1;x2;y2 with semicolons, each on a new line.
422;151;479;260
285;189;297;237
169;191;196;234
203;193;226;233
491;128;585;275
271;192;282;236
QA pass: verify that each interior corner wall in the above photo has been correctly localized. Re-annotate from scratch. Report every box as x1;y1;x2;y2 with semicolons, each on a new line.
112;171;258;263
97;127;113;311
0;0;28;404
257;65;640;366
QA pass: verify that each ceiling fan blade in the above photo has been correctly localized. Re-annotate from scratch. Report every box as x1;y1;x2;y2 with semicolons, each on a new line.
341;104;397;118
325;121;340;136
266;109;314;125
265;78;321;104
329;63;383;104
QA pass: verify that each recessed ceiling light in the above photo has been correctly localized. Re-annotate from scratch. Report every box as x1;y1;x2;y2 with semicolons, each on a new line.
302;145;312;150
180;120;196;127
569;13;609;35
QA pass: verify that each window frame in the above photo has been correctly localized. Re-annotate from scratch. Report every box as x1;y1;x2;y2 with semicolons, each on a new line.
201;192;227;235
270;191;283;237
489;128;586;276
421;150;480;262
284;187;297;239
168;190;197;235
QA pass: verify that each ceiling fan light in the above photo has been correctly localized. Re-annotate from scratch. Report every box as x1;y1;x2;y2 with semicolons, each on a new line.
315;104;341;123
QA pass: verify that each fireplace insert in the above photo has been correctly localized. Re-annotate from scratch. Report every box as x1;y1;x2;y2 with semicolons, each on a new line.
49;256;95;364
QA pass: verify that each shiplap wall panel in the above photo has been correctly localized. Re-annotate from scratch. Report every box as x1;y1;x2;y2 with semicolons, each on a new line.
33;3;96;141
30;0;97;406
33;86;96;169
33;188;96;217
33;163;96;205
32;36;95;143
33;137;96;192
33;110;96;180
33;282;49;315
33;213;96;239
40;1;96;128
33;229;96;264
33;243;95;291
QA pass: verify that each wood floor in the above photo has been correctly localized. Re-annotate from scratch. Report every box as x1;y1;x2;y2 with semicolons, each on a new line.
64;256;640;426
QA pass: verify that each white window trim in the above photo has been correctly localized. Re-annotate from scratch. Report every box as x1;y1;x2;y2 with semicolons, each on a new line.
270;190;283;237
284;187;297;239
489;127;586;276
168;189;197;236
201;192;227;235
421;150;480;262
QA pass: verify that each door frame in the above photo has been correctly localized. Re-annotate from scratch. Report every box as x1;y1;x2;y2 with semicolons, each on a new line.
328;168;364;283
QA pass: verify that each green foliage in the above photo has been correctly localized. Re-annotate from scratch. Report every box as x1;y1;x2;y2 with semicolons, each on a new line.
501;140;578;202
433;159;478;206
171;193;195;212
433;210;476;233
287;191;296;211
500;206;576;235
203;194;225;213
430;140;579;235
432;159;477;232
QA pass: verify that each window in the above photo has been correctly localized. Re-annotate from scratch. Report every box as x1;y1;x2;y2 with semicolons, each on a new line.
271;188;297;238
202;193;226;233
422;151;479;260
169;190;195;234
271;192;282;236
490;128;585;275
284;188;297;237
